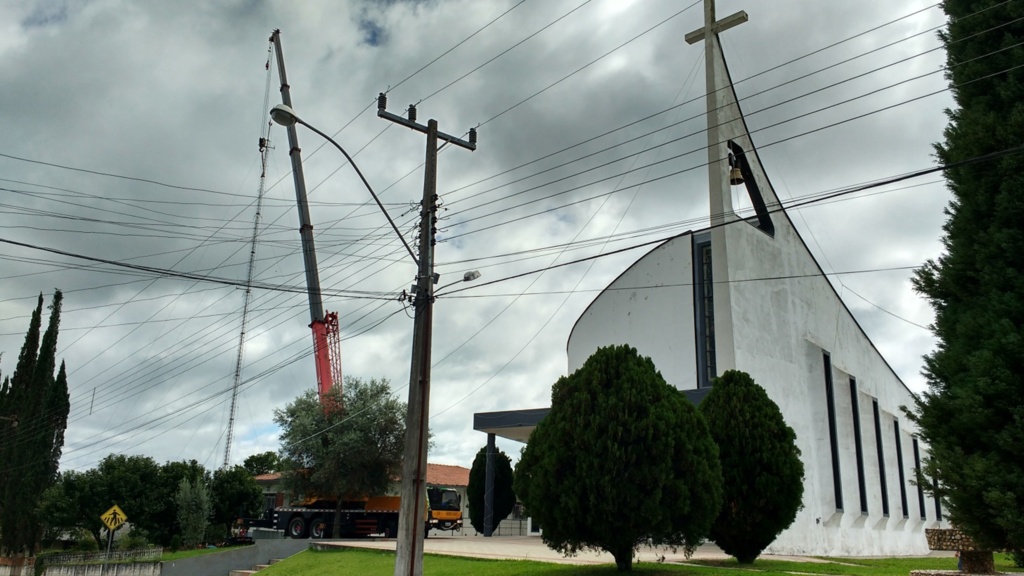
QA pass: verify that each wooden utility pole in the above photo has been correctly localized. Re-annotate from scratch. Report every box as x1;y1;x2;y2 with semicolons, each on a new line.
377;93;476;576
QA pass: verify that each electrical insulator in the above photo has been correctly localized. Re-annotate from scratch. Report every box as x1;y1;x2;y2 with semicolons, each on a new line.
469;128;477;145
408;105;417;123
378;92;387;111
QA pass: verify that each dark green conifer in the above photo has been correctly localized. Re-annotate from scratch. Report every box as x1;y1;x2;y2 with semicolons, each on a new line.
0;292;69;556
908;0;1024;555
699;370;804;563
515;344;722;572
467;445;516;534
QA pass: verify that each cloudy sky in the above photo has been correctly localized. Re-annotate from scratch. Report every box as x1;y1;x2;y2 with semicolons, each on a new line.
0;0;954;473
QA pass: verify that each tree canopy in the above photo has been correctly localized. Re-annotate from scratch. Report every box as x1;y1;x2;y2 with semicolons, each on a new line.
210;465;263;528
908;0;1024;554
467;445;516;534
243;451;281;476
39;456;259;548
515;345;722;572
699;370;804;563
0;291;70;557
275;376;405;537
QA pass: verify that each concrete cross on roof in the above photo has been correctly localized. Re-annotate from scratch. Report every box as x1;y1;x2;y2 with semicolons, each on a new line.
684;0;748;45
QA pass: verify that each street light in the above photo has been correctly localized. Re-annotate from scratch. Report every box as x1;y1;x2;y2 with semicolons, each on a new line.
436;270;482;292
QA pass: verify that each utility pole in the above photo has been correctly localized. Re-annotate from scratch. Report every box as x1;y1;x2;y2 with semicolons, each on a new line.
378;93;476;576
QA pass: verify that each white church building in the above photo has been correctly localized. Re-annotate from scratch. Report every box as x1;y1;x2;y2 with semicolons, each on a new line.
475;1;946;556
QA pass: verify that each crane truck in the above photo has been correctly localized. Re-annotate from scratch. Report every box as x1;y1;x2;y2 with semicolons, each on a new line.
256;486;462;539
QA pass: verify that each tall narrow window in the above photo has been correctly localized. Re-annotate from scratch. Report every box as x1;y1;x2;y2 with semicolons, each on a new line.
823;353;842;511
693;237;716;388
913;438;926;520
850;378;868;514
894;419;908;518
873;399;889;516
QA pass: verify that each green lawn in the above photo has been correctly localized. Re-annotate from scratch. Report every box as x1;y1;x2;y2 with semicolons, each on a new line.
258;547;1022;576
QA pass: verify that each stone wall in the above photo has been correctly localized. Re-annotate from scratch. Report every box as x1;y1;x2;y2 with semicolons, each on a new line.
926;528;986;551
925;529;995;574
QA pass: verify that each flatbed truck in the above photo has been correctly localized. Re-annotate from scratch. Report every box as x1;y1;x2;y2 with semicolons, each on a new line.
251;487;463;539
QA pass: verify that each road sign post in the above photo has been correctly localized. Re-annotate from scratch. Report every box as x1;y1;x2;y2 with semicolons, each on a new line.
100;504;127;558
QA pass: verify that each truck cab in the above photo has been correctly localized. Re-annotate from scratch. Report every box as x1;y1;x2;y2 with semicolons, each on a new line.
426;486;463;533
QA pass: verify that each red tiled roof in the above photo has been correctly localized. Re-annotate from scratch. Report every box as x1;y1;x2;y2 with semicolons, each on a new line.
426;463;470;487
253;472;281;483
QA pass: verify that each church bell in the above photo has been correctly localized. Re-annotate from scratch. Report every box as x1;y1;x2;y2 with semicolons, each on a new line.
728;152;744;185
729;166;744;186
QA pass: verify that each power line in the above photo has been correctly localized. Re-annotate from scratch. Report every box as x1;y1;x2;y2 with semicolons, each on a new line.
441;2;955;202
443;58;1023;241
0;236;397;299
438;144;1024;298
417;0;597;104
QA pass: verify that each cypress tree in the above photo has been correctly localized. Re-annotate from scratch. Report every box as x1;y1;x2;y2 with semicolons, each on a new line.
0;291;69;557
908;0;1024;555
699;370;804;563
467;445;516;534
514;345;722;572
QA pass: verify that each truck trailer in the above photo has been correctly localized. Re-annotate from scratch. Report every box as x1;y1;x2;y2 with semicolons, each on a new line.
257;487;463;539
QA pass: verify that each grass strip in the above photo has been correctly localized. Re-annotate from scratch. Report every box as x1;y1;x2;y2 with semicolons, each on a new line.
257;546;1021;576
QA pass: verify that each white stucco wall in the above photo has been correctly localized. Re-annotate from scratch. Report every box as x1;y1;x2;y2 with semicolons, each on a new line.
719;200;946;556
567;235;698;389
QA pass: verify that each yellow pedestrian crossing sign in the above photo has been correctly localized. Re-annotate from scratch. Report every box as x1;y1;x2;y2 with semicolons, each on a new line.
100;504;127;531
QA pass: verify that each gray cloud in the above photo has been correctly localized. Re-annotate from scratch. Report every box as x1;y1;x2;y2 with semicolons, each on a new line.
0;0;952;472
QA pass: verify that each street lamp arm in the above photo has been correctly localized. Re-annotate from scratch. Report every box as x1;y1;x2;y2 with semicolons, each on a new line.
271;105;418;266
296;118;419;266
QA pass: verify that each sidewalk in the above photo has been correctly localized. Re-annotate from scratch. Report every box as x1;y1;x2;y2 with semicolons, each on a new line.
315;535;828;566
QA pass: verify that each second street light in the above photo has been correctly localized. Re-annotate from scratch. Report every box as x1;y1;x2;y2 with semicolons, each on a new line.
270;97;478;576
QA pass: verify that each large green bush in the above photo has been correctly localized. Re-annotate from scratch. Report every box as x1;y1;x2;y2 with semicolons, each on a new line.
699;370;804;563
515;344;722;572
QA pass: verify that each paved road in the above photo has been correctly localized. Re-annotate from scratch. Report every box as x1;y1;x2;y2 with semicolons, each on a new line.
316;535;829;566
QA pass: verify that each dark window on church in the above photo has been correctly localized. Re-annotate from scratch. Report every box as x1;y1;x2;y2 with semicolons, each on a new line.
823;353;842;511
873;399;889;516
894;419;908;518
693;238;716;388
850;378;868;514
913;438;927;520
